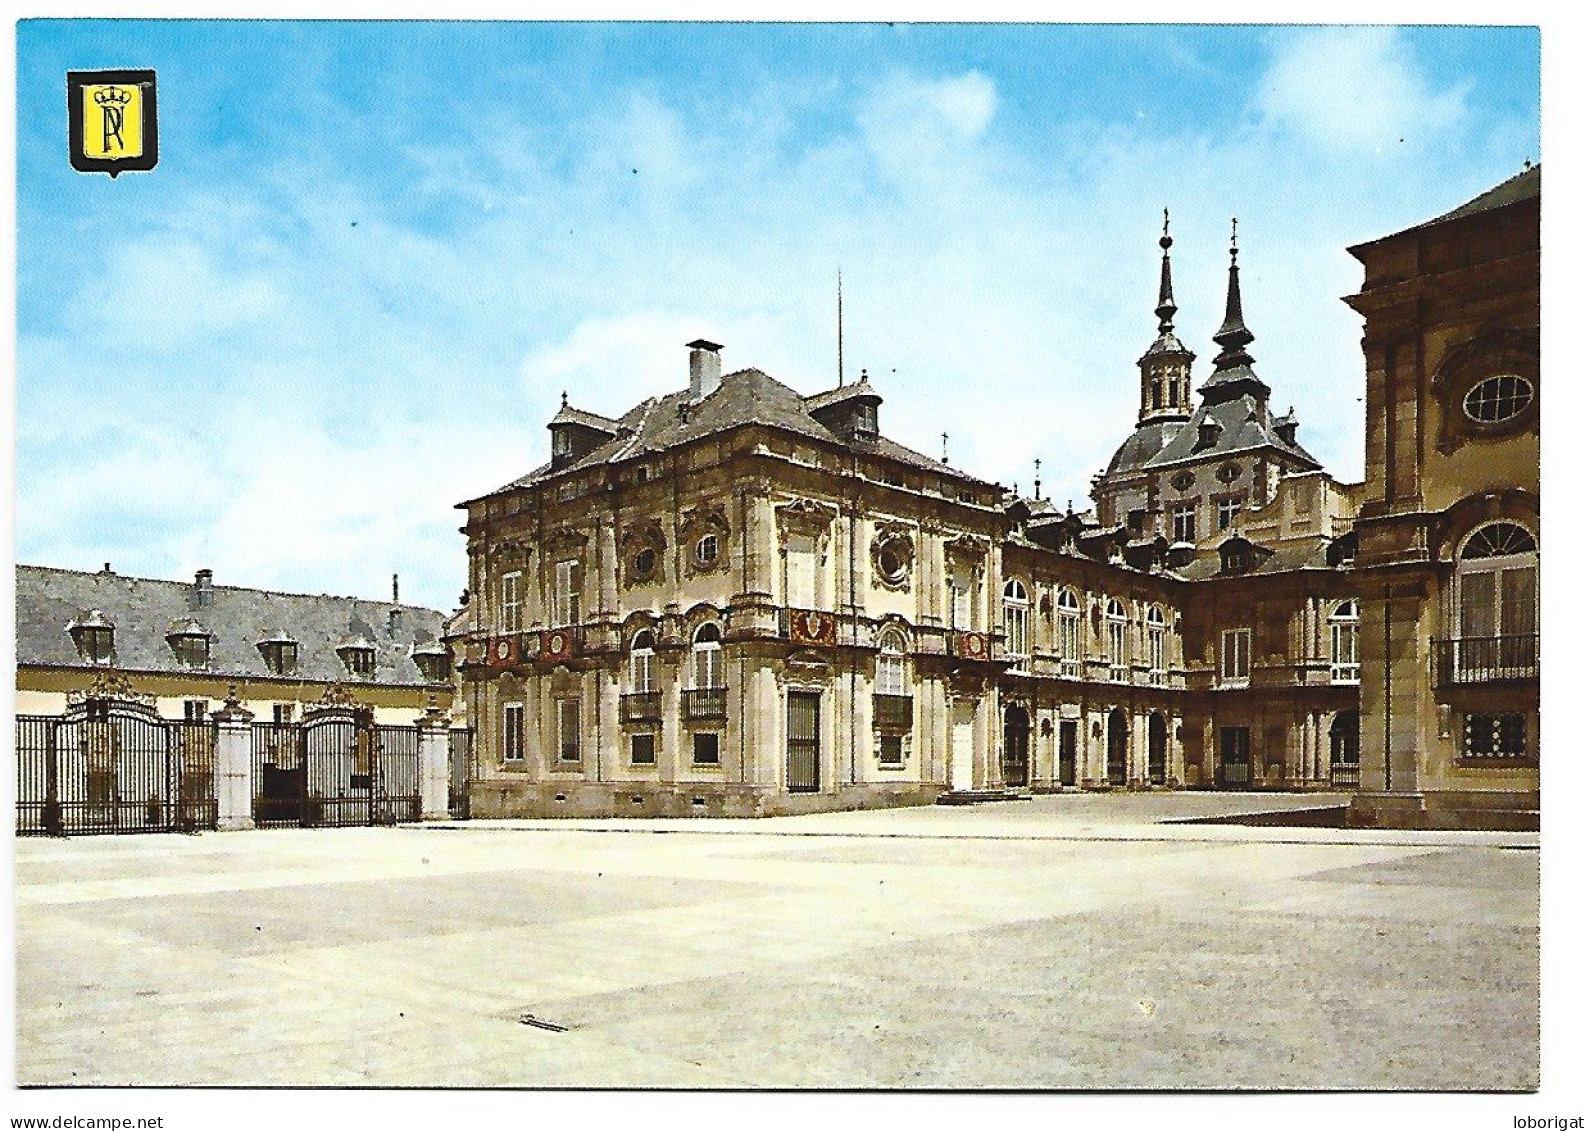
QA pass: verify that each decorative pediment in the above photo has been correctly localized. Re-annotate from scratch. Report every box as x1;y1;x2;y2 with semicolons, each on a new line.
681;503;731;537
545;525;589;553
488;538;530;562
944;533;989;563
775;497;837;537
778;648;832;686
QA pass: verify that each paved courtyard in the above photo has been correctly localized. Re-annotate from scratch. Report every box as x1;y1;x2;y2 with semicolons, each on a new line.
14;793;1538;1089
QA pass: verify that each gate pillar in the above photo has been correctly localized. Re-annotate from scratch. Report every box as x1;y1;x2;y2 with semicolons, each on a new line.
212;691;255;831
416;698;451;821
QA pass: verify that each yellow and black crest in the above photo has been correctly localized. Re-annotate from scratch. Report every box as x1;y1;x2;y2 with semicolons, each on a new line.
68;69;158;177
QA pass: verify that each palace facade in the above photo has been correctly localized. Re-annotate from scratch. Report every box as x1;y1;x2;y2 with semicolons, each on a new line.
453;167;1537;828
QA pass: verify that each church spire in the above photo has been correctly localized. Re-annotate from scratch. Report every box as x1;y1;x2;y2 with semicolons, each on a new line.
1155;208;1177;333
1212;218;1256;371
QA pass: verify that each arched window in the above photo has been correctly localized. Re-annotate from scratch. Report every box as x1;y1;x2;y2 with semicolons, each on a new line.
1146;605;1167;686
691;622;723;690
1106;599;1128;683
1329;600;1360;684
1456;522;1537;681
1002;579;1029;671
1057;589;1081;678
629;629;657;693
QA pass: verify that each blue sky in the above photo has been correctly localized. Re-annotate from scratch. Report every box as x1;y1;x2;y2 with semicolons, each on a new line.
15;21;1540;611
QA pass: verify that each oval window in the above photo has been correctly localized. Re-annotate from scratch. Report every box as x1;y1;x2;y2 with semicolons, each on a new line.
694;534;719;566
633;547;656;577
1463;375;1533;424
877;548;902;581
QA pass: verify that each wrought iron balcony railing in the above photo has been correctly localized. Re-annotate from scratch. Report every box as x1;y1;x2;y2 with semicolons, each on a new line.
1434;635;1538;687
682;688;727;721
873;693;913;731
621;692;662;723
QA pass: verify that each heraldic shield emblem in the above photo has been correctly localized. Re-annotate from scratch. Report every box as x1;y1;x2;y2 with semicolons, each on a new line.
68;69;159;176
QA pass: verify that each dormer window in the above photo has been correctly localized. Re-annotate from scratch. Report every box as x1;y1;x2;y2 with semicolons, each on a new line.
257;632;299;676
854;403;878;439
552;427;573;459
338;637;377;677
412;642;451;683
167;619;212;669
1196;419;1221;450
68;610;115;665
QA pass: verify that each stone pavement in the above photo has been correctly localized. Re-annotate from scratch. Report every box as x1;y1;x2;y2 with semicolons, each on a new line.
14;793;1538;1089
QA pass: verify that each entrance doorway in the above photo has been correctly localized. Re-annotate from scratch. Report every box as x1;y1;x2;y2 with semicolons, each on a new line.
1057;720;1077;786
786;692;820;793
1148;713;1168;785
1330;711;1361;787
1002;705;1030;788
1106;709;1128;786
1219;726;1251;789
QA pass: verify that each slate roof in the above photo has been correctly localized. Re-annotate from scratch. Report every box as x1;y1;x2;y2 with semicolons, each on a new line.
1141;392;1321;470
17;565;449;686
1106;419;1188;475
479;367;989;500
1352;164;1540;249
1174;538;1335;581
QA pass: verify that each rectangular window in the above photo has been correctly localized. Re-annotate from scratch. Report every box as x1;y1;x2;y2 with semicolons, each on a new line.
1331;622;1360;683
877;654;906;696
693;643;723;690
1220;628;1252;686
273;703;295;726
554;560;582;626
501;571;523;633
1216;496;1244;531
502;702;525;762
692;732;721;766
785;534;818;609
630;649;656;693
1058;613;1081;677
1463;713;1529;760
879;734;904;766
184;699;208;723
1108;621;1128;683
1169;502;1197;543
1149;627;1167;686
948;575;972;631
1004;604;1029;670
555;699;580;763
630;732;656;765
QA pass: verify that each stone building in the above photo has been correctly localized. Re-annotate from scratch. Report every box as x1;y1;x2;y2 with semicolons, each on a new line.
15;564;454;723
453;170;1534;821
1345;165;1540;829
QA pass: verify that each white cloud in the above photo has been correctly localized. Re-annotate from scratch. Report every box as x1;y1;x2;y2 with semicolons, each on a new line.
65;239;288;350
1257;27;1470;155
857;70;1000;198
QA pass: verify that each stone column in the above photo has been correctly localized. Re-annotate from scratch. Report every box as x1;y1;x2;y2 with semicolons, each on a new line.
211;691;255;831
416;698;451;821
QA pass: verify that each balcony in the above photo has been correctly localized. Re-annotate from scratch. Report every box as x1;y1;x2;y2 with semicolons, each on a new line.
873;693;913;731
682;688;727;721
621;692;662;723
1434;635;1538;687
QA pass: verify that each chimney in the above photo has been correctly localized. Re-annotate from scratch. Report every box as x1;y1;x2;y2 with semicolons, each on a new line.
687;339;723;401
194;568;214;607
392;573;400;603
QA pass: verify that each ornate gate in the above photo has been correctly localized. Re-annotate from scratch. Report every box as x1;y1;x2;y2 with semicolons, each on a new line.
250;700;422;828
16;694;216;836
